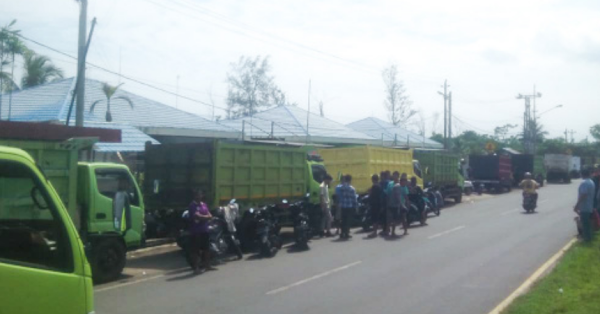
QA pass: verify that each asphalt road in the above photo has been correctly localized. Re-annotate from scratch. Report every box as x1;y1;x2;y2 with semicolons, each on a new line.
95;183;578;314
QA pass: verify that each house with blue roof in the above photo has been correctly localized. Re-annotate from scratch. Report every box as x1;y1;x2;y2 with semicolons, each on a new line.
0;77;240;152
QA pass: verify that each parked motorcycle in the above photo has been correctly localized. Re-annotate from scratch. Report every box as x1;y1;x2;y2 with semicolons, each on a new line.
522;194;537;213
358;194;372;232
240;204;283;257
423;183;441;217
177;199;243;260
407;190;428;226
288;195;312;249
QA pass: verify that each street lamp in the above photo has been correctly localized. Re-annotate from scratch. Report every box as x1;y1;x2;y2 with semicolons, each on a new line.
537;104;563;118
532;104;564;154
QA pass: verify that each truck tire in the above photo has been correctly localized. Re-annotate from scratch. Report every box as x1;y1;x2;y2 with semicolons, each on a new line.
91;239;126;284
454;193;462;204
463;187;472;196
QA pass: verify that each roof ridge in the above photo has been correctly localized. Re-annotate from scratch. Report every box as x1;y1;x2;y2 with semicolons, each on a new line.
57;78;77;121
283;105;308;135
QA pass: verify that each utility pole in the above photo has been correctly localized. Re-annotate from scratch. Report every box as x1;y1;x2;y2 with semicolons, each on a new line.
516;89;542;154
66;16;96;126
564;129;568;142
448;91;452;149
569;130;576;143
437;80;450;149
75;0;88;127
306;79;311;143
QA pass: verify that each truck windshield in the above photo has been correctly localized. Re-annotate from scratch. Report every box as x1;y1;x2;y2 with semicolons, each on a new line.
311;164;327;183
0;161;72;272
413;161;423;178
95;170;140;206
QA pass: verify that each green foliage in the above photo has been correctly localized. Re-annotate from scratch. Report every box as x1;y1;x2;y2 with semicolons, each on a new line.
90;83;134;122
382;64;416;126
505;236;600;314
226;55;293;118
590;124;600;142
21;50;63;88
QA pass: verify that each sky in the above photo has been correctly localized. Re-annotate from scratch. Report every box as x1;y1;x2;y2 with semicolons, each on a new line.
2;0;600;141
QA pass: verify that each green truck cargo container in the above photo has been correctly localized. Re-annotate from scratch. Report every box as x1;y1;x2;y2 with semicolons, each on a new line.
144;141;324;220
317;146;422;195
413;150;463;203
0;138;144;283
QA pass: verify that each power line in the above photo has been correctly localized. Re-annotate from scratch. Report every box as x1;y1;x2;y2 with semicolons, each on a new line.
170;0;380;73
139;0;380;75
16;33;227;111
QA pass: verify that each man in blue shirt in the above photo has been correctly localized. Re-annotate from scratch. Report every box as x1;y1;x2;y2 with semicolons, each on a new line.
574;168;596;242
337;175;358;239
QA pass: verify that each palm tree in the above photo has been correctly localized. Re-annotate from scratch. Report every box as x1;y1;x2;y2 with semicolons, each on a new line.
0;19;22;119
90;83;134;122
21;51;63;88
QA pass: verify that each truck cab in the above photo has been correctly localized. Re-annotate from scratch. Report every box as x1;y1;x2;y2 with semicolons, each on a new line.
77;162;144;283
0;146;94;314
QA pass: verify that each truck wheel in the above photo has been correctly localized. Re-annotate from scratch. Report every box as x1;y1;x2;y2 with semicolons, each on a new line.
91;239;126;284
454;193;462;204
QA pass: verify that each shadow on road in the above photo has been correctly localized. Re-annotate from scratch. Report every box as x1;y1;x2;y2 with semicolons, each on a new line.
287;245;310;253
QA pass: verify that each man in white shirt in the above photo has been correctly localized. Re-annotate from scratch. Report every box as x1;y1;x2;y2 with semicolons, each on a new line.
320;174;334;237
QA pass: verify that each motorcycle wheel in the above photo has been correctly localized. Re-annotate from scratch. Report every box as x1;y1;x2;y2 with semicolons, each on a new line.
228;237;243;260
260;239;274;257
434;206;441;216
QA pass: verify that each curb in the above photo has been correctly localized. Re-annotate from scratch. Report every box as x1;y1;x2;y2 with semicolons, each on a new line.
487;237;578;314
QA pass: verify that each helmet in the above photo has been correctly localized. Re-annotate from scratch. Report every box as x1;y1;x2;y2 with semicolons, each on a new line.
524;172;532;179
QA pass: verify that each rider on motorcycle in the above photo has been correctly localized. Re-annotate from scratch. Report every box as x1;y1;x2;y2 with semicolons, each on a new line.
519;172;539;206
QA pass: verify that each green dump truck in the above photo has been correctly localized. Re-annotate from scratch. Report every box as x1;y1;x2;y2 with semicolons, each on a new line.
144;141;326;225
0;145;95;314
413;150;463;203
0;138;144;283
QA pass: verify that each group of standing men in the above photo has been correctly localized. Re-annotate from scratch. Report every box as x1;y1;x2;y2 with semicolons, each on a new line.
319;170;428;240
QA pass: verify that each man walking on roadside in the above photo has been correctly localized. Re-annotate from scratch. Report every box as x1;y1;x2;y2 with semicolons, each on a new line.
338;175;358;239
320;174;334;237
574;168;596;242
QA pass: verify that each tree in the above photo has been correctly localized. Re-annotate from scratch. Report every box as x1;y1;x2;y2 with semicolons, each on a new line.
90;83;134;122
226;55;292;118
0;19;25;119
590;124;600;142
382;64;416;126
21;50;63;88
493;124;517;142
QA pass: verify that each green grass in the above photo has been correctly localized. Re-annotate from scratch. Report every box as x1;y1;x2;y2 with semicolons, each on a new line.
504;236;600;314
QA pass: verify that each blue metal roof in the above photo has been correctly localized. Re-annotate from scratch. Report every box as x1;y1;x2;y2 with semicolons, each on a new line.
347;117;443;149
220;106;378;144
76;121;160;152
1;78;234;134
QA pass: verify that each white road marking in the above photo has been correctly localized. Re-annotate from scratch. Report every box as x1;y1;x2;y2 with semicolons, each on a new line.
427;226;466;239
266;261;362;295
500;208;520;216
